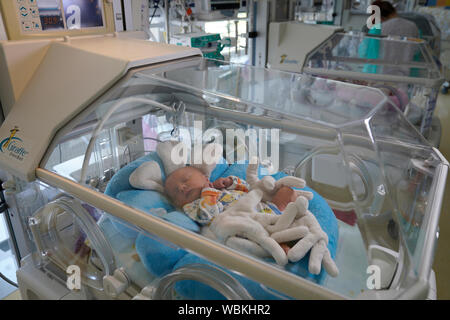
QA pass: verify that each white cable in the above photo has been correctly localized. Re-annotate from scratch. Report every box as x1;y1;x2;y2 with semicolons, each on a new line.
79;97;174;184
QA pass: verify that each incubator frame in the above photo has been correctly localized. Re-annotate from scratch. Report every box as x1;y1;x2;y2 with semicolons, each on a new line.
29;57;448;300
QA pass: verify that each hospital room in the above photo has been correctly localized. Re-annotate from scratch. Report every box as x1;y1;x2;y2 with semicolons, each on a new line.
0;0;449;304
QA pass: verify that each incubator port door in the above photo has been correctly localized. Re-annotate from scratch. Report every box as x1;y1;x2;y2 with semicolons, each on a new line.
28;195;116;297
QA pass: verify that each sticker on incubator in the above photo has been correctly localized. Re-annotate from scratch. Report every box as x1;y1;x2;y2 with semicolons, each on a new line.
0;127;31;162
279;54;299;65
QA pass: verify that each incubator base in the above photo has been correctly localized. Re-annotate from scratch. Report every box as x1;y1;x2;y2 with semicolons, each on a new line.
16;255;86;300
15;254;128;300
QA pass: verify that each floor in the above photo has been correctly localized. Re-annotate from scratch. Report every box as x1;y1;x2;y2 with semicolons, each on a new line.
3;289;21;300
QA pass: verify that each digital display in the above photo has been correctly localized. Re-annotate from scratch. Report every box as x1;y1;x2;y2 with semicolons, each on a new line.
37;0;64;30
16;0;104;33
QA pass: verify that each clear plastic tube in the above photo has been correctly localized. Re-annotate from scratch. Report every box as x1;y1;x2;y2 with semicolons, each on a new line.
80;97;175;184
152;263;254;300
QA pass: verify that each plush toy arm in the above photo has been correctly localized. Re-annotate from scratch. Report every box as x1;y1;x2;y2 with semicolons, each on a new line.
129;161;165;193
294;190;314;201
227;189;264;214
271;226;309;243
247;157;310;202
287;209;339;277
309;239;339;277
209;214;288;266
260;196;339;277
274;176;306;190
225;237;271;259
266;196;309;233
287;232;324;262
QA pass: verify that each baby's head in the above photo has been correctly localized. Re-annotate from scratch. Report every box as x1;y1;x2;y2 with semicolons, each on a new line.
164;166;212;208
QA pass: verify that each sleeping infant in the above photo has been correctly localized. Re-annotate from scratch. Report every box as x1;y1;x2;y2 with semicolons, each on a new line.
164;166;302;255
164;167;339;277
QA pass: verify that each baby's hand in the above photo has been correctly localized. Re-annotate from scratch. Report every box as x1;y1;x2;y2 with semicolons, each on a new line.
213;177;233;189
271;186;298;212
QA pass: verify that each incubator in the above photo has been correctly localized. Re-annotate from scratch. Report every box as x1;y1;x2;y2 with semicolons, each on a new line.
302;31;445;147
0;35;447;300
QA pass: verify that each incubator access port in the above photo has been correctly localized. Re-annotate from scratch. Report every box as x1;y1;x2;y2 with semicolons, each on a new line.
367;245;400;289
149;263;254;300
27;196;116;293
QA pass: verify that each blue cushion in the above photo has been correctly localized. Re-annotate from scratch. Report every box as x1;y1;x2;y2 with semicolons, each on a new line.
209;157;229;182
135;233;188;277
112;190;200;238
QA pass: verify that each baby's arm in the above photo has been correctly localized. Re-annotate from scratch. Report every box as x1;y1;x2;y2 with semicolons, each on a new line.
213;176;249;192
183;188;223;225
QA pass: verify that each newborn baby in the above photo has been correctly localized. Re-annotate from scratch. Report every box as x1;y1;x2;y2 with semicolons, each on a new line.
164;166;299;226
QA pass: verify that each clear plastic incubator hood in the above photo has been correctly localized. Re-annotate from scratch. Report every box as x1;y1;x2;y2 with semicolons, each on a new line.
302;31;445;147
0;35;447;300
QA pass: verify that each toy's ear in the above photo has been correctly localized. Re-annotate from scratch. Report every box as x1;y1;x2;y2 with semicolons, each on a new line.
191;143;223;179
129;161;165;193
156;140;188;176
157;140;222;178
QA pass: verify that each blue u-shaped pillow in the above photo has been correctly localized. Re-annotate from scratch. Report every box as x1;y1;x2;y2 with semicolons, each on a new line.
104;154;338;299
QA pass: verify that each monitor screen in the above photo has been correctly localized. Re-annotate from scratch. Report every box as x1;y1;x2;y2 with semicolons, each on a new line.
15;0;104;34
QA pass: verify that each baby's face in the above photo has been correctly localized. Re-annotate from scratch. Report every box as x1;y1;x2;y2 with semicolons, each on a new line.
165;167;211;207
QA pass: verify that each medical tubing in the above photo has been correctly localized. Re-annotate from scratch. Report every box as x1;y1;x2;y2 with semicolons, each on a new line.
152;263;253;300
80;97;174;184
0;271;17;288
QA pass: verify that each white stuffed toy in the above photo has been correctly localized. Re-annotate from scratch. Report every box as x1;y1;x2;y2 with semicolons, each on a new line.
249;156;338;277
203;157;339;277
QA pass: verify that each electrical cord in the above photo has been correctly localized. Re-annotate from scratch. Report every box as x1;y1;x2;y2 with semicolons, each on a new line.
0;271;18;288
149;6;158;25
149;0;160;25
